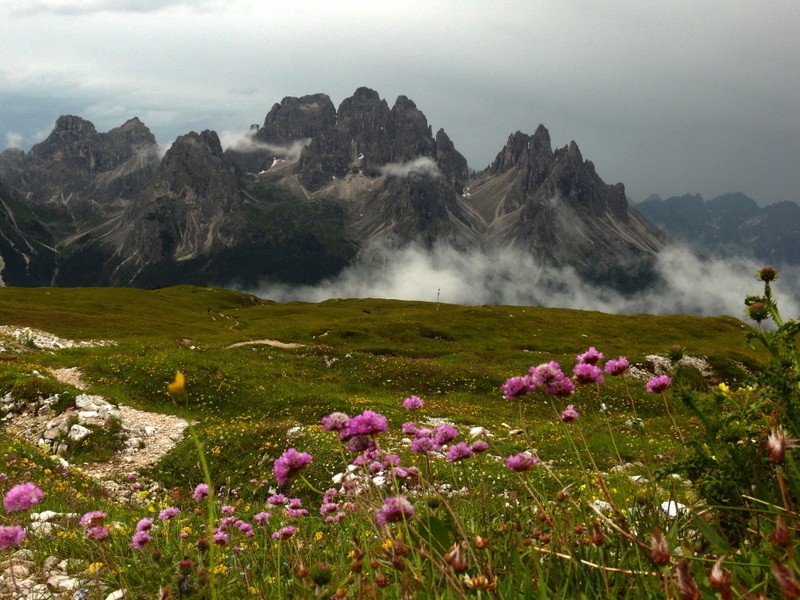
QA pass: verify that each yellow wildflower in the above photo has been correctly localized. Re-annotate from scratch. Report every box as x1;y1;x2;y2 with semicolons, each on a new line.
718;382;730;394
86;562;103;576
168;371;186;396
211;564;229;575
314;531;324;542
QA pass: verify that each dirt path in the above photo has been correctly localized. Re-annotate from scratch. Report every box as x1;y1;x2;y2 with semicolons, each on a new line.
226;338;305;349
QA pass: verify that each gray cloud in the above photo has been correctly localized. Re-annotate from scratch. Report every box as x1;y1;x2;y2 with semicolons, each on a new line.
379;157;441;179
8;0;222;16
218;130;310;161
251;242;800;322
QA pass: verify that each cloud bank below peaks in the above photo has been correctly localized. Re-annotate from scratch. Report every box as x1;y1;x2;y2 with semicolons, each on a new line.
251;242;800;321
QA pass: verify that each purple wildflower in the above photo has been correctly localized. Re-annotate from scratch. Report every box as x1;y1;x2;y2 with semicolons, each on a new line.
410;436;436;454
192;483;209;501
434;424;459;446
267;494;289;506
604;357;630;376
136;518;154;532
573;363;604;384
340;410;388;440
646;375;672;394
577;347;604;365
220;505;235;515
506;452;541;472
0;525;26;549
86;526;110;541
272;526;297;540
402;421;418;435
131;531;151;550
470;439;489;453
345;435;376;453
321;412;350;432
501;375;534;400
546;377;575;397
325;512;347;524
3;483;44;512
273;448;313;485
213;529;229;545
561;405;580;422
252;512;271;525
80;510;107;528
445;442;474;462
376;495;415;527
158;507;181;521
530;361;564;387
402;395;425;411
237;521;255;537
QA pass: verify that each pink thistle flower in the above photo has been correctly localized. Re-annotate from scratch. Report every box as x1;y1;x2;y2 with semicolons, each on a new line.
220;505;235;515
213;529;229;545
576;347;604;365
339;410;388;440
445;442;474;462
267;494;289;506
252;512;271;525
506;452;541;472
3;482;44;512
573;363;604;384
546;377;575;397
192;483;209;501
271;526;297;540
80;511;107;528
131;531;151;550
604;357;630;376
501;375;534;400
433;424;459;446
86;526;110;541
158;506;181;521
561;405;580;422
402;395;425;410
321;412;350;432
136;518;154;532
646;375;672;394
530;361;564;387
0;525;26;549
273;448;313;485
470;440;489;453
376;496;415;527
402;421;418;435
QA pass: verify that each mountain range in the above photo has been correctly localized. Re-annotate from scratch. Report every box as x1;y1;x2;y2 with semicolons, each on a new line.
0;87;793;293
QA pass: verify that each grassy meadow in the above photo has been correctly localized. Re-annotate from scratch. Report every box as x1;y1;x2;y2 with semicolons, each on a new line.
0;281;797;598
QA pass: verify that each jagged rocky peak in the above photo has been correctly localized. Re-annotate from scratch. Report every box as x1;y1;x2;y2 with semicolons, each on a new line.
390;95;435;161
489;124;553;174
106;117;157;147
256;93;336;145
435;128;468;193
165;130;225;165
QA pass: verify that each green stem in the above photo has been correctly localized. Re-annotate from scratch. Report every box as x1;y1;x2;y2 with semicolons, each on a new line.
189;426;218;600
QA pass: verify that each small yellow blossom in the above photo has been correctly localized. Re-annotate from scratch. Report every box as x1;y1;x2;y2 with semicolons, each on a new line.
168;371;186;396
314;531;324;541
211;564;229;575
381;539;393;551
86;562;104;576
718;382;730;394
181;526;193;535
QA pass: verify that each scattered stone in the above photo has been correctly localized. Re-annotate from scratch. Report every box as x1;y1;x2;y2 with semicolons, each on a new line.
68;424;92;442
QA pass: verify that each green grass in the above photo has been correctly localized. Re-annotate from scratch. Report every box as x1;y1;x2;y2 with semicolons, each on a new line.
1;285;785;598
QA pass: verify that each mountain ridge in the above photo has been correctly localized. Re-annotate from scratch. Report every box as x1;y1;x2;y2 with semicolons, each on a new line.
0;87;683;291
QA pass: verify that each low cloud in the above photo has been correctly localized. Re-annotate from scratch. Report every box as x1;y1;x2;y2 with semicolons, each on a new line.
251;242;800;321
379;157;442;179
4;132;23;149
11;0;222;16
219;130;310;161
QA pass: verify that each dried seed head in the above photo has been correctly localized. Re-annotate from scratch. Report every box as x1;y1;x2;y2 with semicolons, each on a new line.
650;528;670;565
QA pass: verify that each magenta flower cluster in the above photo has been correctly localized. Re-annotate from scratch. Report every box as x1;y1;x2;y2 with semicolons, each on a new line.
646;375;672;393
376;495;415;526
401;395;425;410
3;482;44;512
501;348;632;403
273;448;313;485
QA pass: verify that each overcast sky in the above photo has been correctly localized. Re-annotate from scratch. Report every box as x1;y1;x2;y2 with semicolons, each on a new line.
2;1;799;205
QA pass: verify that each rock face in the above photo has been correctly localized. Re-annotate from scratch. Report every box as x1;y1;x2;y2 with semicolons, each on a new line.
466;126;665;287
637;193;800;265
0;88;674;291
